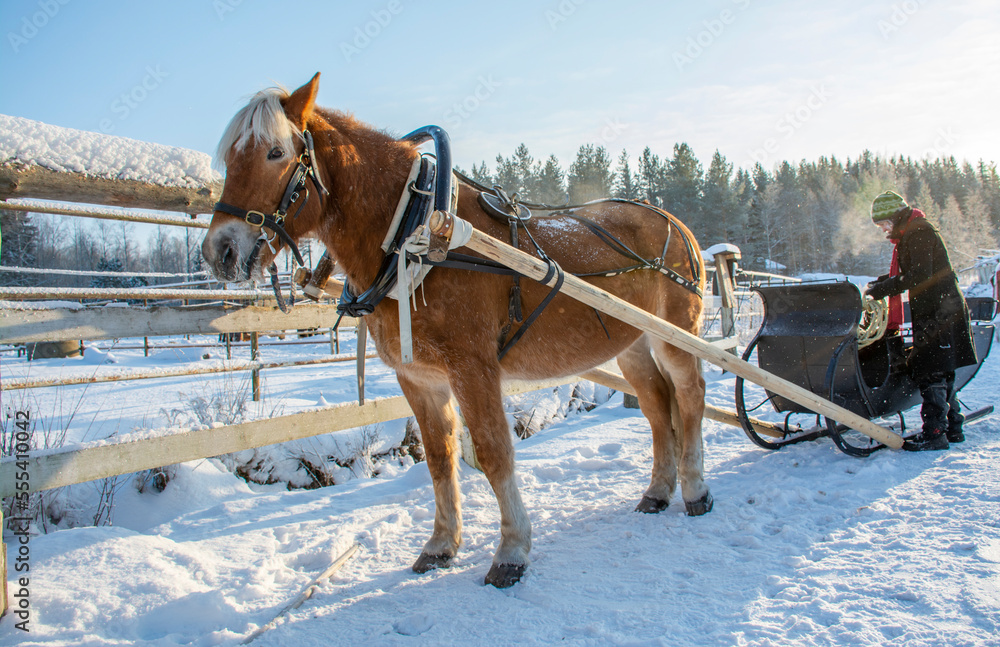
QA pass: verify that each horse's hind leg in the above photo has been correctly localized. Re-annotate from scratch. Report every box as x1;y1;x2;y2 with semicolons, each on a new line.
652;340;712;516
396;368;463;573
448;364;531;588
618;335;680;513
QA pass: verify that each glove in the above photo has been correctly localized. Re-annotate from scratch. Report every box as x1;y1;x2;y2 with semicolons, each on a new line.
866;278;891;301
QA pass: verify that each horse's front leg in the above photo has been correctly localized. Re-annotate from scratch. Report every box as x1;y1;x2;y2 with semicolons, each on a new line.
396;368;464;573
449;365;531;588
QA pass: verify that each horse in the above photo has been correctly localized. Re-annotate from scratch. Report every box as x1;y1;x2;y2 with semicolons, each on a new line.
202;73;712;588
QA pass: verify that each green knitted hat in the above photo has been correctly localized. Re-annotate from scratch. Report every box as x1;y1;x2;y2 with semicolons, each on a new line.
871;190;908;222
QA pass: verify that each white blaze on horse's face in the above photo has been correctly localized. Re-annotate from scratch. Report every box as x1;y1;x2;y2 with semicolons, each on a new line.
202;139;300;283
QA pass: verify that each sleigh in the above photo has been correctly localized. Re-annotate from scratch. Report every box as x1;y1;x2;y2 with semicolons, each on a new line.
735;281;995;456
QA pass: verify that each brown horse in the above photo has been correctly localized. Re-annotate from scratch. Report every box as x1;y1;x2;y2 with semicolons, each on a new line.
203;73;711;588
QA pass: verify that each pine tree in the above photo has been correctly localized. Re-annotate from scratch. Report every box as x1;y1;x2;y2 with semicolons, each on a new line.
469;161;494;187
0;210;39;287
567;144;614;203
701;150;739;244
91;257;148;290
535;155;567;205
663;143;704;238
637;147;664;205
743;164;772;269
494;144;539;199
613;149;638;200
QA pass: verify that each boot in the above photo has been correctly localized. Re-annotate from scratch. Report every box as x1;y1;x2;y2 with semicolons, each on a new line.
903;428;950;452
945;375;964;443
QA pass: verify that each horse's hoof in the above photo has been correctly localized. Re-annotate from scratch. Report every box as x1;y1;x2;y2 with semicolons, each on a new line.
684;492;714;516
484;563;525;588
412;553;453;574
635;496;669;514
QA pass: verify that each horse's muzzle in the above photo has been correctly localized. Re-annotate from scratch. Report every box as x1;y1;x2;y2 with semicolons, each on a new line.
202;229;250;282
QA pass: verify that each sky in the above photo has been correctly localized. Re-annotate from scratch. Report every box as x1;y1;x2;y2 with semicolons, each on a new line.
2;0;1000;177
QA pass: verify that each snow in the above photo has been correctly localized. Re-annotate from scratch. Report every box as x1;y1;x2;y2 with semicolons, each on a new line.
0;114;221;188
2;323;999;645
702;243;741;260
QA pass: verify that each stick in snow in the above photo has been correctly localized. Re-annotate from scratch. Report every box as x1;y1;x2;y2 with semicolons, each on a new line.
241;542;360;645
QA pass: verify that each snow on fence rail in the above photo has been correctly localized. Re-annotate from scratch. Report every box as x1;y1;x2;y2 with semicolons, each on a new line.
0;114;222;213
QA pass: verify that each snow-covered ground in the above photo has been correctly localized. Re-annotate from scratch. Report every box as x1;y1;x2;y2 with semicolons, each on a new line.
1;321;998;646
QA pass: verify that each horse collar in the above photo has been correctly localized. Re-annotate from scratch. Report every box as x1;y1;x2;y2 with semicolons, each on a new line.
336;125;456;319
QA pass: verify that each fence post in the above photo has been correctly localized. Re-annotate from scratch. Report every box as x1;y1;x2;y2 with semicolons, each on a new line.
251;332;260;402
713;248;741;355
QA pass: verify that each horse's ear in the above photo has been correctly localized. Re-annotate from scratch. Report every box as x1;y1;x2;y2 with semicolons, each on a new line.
283;73;320;129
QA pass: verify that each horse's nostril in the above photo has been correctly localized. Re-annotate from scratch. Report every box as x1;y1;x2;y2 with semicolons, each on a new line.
220;241;234;268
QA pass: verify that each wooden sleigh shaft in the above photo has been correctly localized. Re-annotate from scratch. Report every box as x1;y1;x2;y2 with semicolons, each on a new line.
428;211;903;450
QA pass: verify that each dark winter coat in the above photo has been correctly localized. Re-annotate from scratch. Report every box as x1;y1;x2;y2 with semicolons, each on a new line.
867;211;977;381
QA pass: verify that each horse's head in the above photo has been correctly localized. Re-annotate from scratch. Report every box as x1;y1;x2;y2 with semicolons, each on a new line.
202;73;328;282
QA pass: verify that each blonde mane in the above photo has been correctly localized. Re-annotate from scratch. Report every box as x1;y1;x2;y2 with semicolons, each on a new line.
215;86;302;169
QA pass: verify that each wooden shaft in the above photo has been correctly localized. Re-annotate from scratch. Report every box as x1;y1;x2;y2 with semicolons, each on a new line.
579;366;785;439
434;216;902;449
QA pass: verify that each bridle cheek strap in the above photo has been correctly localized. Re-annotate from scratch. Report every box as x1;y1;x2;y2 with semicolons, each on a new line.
213;128;330;308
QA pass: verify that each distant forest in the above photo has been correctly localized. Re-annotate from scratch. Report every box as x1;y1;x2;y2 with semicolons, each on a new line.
3;144;998;288
463;144;1000;277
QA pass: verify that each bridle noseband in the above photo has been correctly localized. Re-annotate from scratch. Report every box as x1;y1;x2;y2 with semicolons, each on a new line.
213;129;329;279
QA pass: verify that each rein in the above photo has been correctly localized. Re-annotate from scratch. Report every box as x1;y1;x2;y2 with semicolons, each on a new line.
214;129;329;310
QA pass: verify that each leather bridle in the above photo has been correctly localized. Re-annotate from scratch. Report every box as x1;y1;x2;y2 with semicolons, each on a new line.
213;129;329;279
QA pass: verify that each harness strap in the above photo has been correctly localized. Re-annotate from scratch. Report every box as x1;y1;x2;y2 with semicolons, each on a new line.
499;259;565;361
213;201;306;267
549;210;702;297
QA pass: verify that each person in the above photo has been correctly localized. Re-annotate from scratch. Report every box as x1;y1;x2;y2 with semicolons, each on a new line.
865;190;977;451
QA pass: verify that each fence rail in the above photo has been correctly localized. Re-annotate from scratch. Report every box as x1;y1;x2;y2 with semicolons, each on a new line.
0;302;356;344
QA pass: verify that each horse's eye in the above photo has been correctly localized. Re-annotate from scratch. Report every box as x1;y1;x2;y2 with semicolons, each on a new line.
267;147;284;160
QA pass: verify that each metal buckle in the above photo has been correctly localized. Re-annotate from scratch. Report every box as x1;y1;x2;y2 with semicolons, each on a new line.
244;210;266;227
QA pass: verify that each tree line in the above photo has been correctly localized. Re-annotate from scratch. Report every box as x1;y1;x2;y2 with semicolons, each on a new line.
3;144;998;287
464;144;1000;276
0;212;204;289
